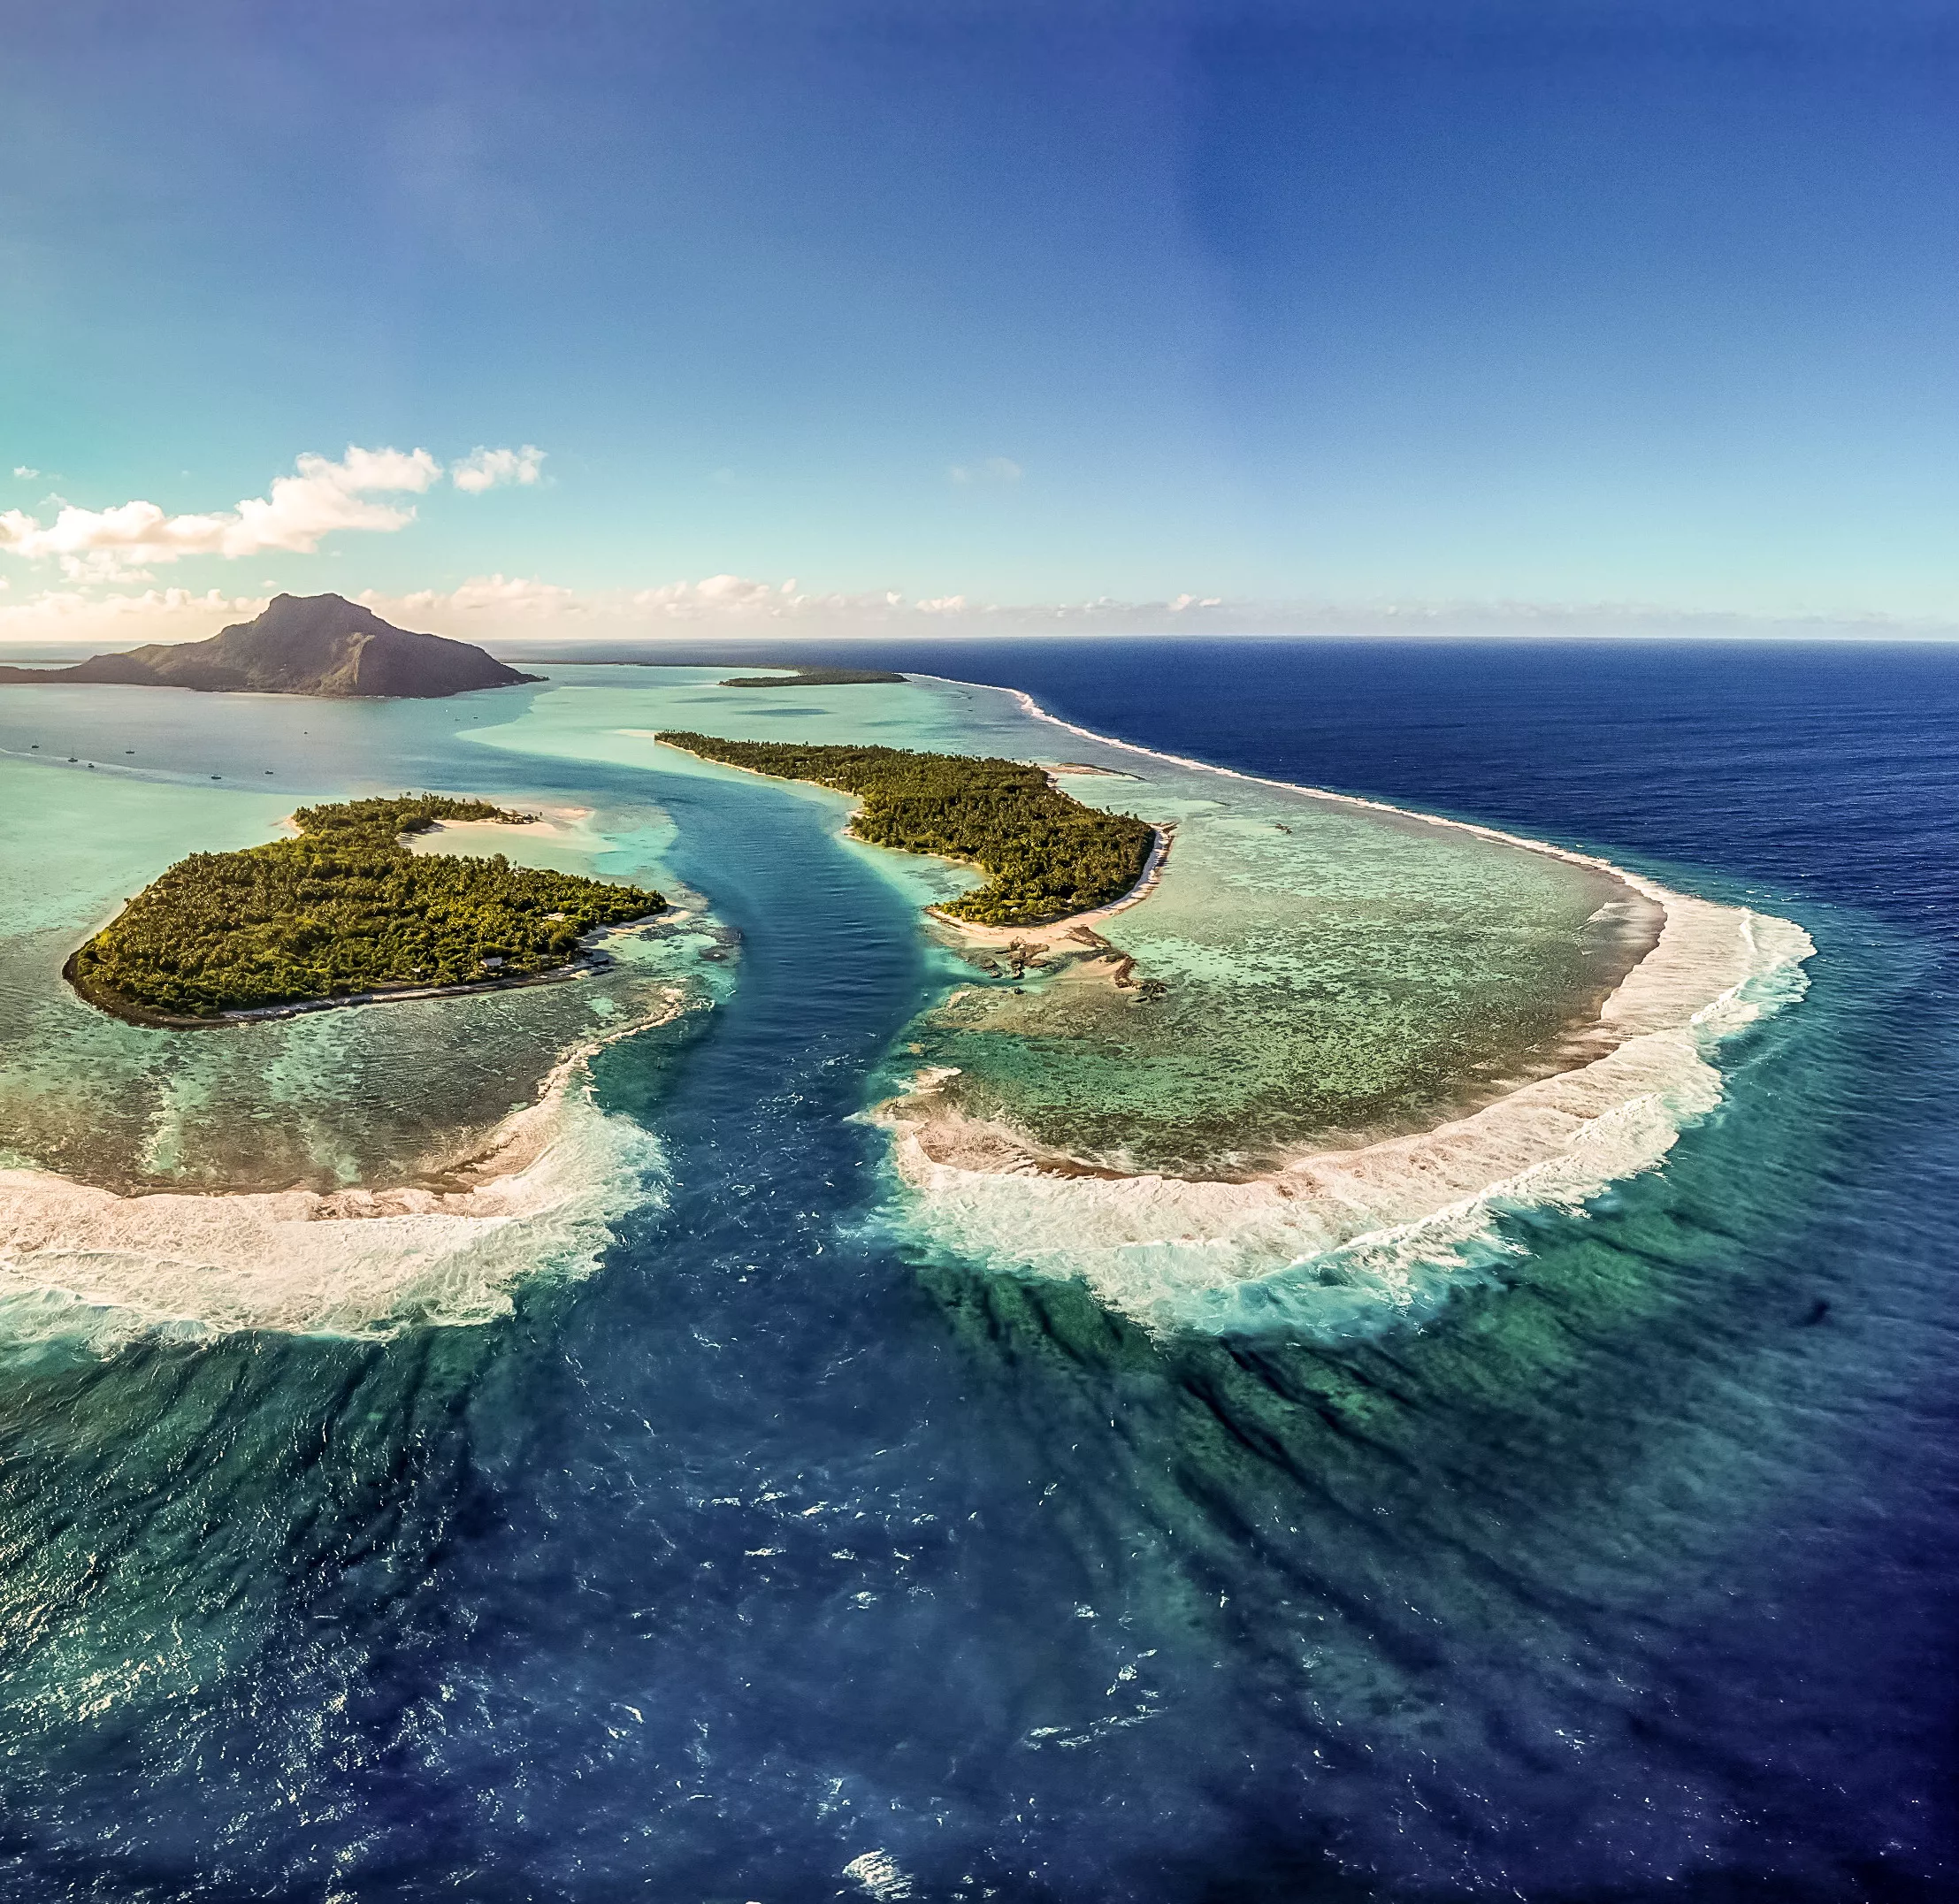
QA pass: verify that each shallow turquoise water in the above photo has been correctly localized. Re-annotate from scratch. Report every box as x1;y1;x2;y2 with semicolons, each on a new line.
0;665;1794;1348
473;669;1657;1174
0;691;720;1195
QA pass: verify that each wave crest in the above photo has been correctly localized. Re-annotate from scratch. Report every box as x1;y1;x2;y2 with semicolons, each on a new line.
0;1017;677;1347
882;689;1815;1339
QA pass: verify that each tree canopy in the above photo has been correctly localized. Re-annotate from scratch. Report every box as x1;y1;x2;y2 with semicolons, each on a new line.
719;667;907;687
657;733;1153;926
72;795;662;1019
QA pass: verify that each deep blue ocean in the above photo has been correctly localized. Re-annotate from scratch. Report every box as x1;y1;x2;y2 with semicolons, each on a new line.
2;639;1954;1902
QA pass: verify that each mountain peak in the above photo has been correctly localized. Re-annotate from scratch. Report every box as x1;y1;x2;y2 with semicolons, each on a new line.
0;594;542;700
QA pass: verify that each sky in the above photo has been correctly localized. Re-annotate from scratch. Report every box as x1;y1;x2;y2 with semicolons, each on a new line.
3;0;1955;646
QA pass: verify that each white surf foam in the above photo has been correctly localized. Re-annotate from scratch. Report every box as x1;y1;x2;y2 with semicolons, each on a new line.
881;684;1816;1338
0;1010;680;1345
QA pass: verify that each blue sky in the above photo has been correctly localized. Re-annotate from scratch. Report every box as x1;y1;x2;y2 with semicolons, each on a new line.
3;0;1955;641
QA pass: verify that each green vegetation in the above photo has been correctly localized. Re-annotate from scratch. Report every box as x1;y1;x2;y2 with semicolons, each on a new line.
719;666;907;687
658;733;1154;927
71;795;662;1019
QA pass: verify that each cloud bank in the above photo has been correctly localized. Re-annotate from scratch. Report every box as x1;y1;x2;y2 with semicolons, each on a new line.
0;444;542;580
327;577;1959;646
2;574;1951;652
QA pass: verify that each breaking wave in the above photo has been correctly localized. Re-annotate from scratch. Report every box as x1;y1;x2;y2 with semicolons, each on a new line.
0;1015;677;1350
880;688;1816;1339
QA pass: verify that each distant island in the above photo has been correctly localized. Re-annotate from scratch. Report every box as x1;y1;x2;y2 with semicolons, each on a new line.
720;666;907;688
0;593;540;699
67;795;662;1023
656;733;1154;927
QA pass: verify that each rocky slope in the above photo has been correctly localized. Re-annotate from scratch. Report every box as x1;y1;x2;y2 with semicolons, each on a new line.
0;593;540;698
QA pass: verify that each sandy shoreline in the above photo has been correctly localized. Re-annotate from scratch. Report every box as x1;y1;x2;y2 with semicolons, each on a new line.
410;805;596;841
922;820;1175;957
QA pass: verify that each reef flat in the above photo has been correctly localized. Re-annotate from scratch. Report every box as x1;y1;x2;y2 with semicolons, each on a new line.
0;661;1810;1348
0;692;724;1336
876;688;1811;1334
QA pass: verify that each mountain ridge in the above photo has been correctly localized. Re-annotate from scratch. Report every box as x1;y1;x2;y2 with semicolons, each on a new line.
0;593;540;698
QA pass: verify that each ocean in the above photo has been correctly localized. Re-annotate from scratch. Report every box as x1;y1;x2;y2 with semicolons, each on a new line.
0;638;1952;1900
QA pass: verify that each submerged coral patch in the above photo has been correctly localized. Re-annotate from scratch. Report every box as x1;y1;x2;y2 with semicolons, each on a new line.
875;687;1815;1337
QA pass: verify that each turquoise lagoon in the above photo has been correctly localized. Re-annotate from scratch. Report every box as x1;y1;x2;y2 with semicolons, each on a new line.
462;667;1807;1335
0;682;726;1338
1;666;1807;1345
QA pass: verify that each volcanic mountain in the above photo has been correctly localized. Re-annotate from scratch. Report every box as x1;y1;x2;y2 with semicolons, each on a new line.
0;593;541;699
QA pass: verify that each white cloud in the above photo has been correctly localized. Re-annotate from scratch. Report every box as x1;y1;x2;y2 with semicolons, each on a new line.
11;465;38;479
948;456;1023;486
631;574;785;615
619;576;1227;631
451;445;545;493
364;573;578;617
7;569;1951;653
0;443;542;578
0;585;270;644
0;446;440;578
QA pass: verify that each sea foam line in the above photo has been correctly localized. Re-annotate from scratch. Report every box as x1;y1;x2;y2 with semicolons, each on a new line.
952;677;1691;905
0;1002;685;1347
880;678;1815;1339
